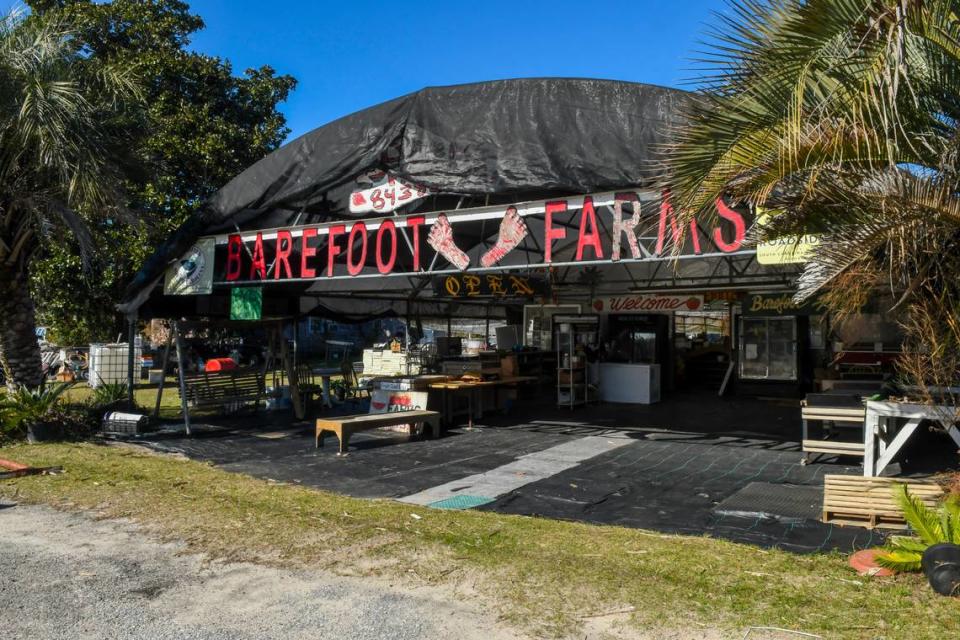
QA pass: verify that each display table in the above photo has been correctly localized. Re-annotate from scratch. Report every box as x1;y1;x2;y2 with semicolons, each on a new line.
599;363;660;404
428;376;538;428
864;400;960;476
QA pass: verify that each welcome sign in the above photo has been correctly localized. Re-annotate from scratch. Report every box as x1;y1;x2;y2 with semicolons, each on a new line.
593;294;704;313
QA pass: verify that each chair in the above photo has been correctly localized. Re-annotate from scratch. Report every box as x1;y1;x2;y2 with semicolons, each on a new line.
341;361;371;405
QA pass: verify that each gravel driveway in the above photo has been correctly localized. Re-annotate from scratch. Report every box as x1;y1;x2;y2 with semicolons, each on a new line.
0;505;519;640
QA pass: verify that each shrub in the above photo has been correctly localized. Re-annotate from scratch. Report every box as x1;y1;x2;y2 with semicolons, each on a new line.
91;382;129;409
0;382;74;442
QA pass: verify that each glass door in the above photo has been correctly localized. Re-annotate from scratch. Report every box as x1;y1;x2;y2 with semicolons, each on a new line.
739;316;798;381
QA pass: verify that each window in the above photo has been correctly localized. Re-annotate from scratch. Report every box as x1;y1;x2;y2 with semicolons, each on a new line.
739;316;797;381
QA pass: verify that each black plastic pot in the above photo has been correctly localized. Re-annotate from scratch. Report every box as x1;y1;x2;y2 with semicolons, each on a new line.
928;563;960;596
923;544;960;596
922;543;960;578
26;421;60;444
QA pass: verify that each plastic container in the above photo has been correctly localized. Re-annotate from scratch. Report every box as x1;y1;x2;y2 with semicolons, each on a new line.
88;343;141;389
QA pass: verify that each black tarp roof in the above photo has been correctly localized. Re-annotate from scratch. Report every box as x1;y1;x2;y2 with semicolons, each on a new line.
123;78;691;312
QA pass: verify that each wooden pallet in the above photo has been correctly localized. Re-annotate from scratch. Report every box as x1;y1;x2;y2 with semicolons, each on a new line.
822;474;943;529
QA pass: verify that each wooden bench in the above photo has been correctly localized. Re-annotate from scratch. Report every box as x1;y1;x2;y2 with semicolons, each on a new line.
183;368;266;413
822;474;943;529
315;410;441;455
801;394;866;464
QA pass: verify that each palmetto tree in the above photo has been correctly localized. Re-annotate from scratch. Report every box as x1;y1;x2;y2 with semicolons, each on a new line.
664;0;960;359
0;7;139;389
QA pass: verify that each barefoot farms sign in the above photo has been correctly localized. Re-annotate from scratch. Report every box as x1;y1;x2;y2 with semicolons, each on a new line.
164;189;753;291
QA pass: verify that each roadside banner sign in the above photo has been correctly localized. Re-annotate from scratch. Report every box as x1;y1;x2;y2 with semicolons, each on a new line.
164;238;215;295
756;210;821;265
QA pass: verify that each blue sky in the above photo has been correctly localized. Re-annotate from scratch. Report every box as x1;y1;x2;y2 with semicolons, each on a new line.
184;0;724;142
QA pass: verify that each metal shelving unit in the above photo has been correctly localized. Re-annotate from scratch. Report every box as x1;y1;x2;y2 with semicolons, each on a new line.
554;315;599;409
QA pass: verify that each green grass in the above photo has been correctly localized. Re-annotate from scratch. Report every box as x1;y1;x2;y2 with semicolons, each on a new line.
55;372;347;420
59;379;185;419
1;442;956;639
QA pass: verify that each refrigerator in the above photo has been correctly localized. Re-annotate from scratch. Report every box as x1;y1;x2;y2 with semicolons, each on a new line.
606;314;672;390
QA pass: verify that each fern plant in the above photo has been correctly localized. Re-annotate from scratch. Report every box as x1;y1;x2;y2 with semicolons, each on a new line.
877;484;960;571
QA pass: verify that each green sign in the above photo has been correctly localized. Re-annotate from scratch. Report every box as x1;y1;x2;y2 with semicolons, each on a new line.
230;287;262;320
742;292;823;316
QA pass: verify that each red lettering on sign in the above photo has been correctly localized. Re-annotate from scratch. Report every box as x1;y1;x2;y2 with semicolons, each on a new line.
611;192;642;260
376;220;397;274
249;232;267;280
544;200;568;263
327;225;345;277
656;191;701;256
575;196;604;261
347;222;368;276
226;234;243;281
406;215;425;270
300;228;318;278
713;198;746;252
274;230;293;280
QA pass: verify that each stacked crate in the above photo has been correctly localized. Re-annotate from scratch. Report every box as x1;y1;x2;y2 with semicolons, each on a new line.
362;349;410;377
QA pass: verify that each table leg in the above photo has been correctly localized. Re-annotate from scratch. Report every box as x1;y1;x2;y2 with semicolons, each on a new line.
467;390;474;430
864;410;877;477
875;417;921;476
321;375;332;408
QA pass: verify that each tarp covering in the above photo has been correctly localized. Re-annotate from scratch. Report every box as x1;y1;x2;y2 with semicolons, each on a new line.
124;78;689;306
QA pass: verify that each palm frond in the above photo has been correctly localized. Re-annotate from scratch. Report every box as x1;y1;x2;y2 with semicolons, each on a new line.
875;548;923;571
895;483;945;545
0;6;141;274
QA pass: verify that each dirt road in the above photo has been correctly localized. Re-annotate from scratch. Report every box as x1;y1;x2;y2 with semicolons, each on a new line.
0;505;520;640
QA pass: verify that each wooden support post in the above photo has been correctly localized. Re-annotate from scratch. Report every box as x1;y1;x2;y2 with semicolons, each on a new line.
153;325;174;419
280;321;304;420
484;307;490;349
172;321;191;435
126;313;137;409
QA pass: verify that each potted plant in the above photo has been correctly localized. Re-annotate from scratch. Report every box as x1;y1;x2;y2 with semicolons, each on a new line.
330;379;347;402
877;485;960;595
0;382;74;443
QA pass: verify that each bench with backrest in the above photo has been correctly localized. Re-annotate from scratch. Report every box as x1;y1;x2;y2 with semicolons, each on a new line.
315;410;440;455
801;393;866;463
183;368;266;413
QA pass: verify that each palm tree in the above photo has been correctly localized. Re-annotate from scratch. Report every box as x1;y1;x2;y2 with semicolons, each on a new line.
663;0;960;394
0;7;139;389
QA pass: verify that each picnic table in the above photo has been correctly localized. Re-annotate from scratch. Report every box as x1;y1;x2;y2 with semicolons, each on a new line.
864;400;960;476
428;376;538;428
